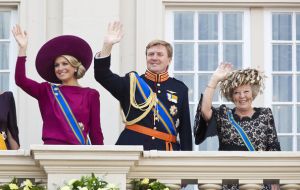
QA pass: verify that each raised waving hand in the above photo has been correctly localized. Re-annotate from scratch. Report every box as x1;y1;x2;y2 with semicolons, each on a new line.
12;25;28;56
103;21;124;45
201;62;233;121
100;21;124;57
211;62;233;83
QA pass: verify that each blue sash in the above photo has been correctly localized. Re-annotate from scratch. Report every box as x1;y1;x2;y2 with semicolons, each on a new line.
51;84;90;145
133;73;176;136
227;110;255;151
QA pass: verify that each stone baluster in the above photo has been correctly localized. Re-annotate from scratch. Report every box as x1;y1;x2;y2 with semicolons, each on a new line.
281;184;300;190
239;184;262;190
199;184;222;190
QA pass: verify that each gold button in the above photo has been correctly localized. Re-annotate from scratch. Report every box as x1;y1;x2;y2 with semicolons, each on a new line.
157;83;160;86
158;90;161;93
152;136;155;140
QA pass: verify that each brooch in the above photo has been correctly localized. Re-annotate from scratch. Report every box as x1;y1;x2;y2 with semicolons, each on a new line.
78;122;84;130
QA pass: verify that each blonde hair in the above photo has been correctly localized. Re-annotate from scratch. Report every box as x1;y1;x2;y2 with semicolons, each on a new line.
219;68;265;102
60;55;86;79
145;40;173;58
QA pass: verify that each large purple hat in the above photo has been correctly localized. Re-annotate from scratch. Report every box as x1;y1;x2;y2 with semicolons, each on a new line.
35;35;93;83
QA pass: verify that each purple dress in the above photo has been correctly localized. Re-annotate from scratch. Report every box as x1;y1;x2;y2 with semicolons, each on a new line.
15;56;103;145
0;91;20;148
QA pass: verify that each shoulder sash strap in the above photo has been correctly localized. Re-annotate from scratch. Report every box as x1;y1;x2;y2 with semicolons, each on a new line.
0;132;7;150
133;73;176;136
227;110;255;151
50;84;90;145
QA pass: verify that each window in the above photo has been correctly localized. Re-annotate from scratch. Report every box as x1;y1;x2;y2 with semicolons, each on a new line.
265;11;300;151
0;8;17;92
167;9;250;150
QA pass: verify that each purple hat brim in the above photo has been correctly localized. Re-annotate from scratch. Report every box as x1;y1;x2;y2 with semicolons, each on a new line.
35;35;93;83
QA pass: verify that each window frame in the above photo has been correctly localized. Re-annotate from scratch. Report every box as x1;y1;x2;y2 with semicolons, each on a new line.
0;7;18;93
165;8;251;150
264;8;300;151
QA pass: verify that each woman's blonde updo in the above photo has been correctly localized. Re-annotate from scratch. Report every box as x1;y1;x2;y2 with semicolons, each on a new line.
60;55;86;79
219;68;265;102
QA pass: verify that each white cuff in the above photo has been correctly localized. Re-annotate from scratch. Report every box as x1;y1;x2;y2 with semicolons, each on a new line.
94;52;110;59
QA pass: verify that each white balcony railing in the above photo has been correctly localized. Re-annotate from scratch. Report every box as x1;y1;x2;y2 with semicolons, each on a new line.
0;145;300;190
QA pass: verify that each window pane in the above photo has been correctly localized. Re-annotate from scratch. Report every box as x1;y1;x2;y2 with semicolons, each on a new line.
297;14;300;40
174;74;194;101
272;13;292;41
273;44;292;71
298;136;300;151
278;136;293;151
198;44;218;71
198;136;218;151
174;43;194;71
297;106;300;132
273;105;292;133
223;12;243;40
174;12;194;40
0;11;10;39
297;45;300;71
189;104;195;128
223;43;242;69
0;73;9;92
273;75;292;101
198;74;218;102
0;42;9;69
198;13;218;40
298;76;300;101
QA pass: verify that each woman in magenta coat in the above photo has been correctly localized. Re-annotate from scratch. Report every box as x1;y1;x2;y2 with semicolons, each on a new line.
12;25;103;145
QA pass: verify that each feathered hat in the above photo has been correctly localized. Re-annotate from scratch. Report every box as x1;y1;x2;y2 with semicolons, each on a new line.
219;68;265;102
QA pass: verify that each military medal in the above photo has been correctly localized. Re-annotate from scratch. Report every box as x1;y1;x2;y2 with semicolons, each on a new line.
169;105;178;116
175;119;180;128
167;93;178;103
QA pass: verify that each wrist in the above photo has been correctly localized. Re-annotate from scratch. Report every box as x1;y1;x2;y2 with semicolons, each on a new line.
19;46;27;51
102;40;114;46
100;44;112;58
206;85;216;89
18;48;27;56
207;78;219;88
101;42;112;50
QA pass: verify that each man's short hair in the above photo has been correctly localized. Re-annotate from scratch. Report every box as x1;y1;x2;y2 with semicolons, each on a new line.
145;40;173;58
